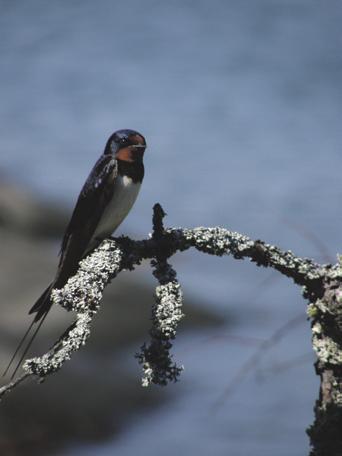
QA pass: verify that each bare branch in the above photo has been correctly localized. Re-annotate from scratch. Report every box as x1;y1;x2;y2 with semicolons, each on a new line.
0;372;31;400
211;313;305;411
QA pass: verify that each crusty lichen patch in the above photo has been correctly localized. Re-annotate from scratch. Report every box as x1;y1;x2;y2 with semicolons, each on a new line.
307;303;319;318
23;313;92;376
23;240;124;377
137;258;184;387
312;330;342;365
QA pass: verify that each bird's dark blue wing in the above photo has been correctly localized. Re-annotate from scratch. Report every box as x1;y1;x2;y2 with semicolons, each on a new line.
56;154;118;287
4;154;118;379
30;153;118;317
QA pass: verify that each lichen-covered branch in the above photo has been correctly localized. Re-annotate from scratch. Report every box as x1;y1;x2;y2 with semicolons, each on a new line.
136;204;184;386
1;204;342;456
24;241;125;376
306;259;342;456
0;205;329;397
136;262;184;387
179;227;326;300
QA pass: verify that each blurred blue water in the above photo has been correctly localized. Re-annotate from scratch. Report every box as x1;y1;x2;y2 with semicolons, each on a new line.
1;0;342;454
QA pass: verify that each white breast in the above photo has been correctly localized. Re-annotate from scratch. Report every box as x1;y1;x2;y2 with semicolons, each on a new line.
91;174;141;245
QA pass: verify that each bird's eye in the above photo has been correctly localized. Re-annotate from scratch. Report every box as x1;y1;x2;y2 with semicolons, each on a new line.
119;137;128;145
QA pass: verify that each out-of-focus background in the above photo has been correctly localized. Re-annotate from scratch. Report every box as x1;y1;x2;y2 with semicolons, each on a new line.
0;1;341;455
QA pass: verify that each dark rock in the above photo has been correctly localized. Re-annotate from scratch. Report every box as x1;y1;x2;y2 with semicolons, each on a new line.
0;179;68;239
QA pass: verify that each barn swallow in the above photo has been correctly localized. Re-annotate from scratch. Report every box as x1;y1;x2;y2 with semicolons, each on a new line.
4;129;146;378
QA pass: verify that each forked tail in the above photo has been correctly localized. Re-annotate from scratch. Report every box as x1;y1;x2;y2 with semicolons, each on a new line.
3;282;55;379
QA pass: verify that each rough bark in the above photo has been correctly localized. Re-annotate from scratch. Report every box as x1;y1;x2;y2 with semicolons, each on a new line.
307;271;342;456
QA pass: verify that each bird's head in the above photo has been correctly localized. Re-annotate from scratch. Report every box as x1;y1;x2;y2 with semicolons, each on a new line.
104;129;146;163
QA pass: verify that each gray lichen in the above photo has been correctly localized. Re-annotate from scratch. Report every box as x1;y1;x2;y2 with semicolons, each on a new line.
178;227;325;287
153;280;184;339
312;329;342;365
306;268;342;455
23;240;124;377
136;254;184;386
23;313;93;376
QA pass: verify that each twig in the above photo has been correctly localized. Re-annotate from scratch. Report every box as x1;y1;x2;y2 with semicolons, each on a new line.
0;372;32;401
211;313;306;411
